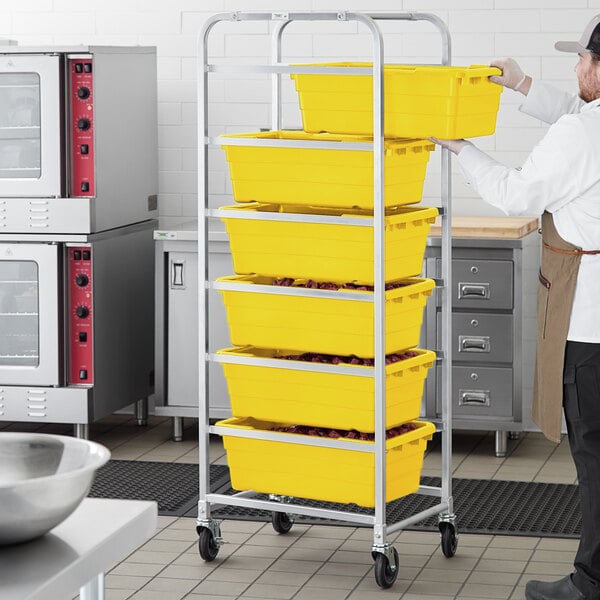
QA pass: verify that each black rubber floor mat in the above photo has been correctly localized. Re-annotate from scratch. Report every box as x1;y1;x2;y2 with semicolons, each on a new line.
89;461;582;537
89;461;230;517
205;475;582;538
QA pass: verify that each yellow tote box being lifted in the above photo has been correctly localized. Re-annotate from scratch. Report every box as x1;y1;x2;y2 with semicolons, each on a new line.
215;346;436;432
221;131;434;209
216;417;437;507
290;63;503;139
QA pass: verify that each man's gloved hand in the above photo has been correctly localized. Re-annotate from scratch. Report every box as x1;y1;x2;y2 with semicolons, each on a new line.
489;57;527;91
429;138;472;156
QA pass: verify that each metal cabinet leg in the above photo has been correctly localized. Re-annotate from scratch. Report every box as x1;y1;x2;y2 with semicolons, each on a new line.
135;398;148;426
173;416;184;442
80;572;104;600
74;423;89;439
495;430;507;457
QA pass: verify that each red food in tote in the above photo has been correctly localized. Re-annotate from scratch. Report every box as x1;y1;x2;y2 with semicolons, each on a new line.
280;351;419;365
272;422;418;440
271;277;408;291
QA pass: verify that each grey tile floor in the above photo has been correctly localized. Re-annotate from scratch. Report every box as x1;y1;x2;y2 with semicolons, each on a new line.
2;415;579;599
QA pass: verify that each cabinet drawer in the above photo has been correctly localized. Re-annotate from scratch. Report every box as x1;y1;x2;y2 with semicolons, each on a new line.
451;259;513;309
446;313;513;363
436;365;513;418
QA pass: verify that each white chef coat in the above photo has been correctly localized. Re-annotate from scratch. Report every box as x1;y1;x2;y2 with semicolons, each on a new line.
456;79;600;343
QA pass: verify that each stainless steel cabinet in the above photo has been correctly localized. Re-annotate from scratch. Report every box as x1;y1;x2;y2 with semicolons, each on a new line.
153;221;232;440
423;219;540;456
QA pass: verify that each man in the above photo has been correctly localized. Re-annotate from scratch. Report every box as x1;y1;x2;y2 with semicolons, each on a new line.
431;15;600;600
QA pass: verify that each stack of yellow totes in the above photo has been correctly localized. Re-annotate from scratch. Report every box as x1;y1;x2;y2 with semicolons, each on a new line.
214;63;502;507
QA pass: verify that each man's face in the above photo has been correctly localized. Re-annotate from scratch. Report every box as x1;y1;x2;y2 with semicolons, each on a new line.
575;51;600;102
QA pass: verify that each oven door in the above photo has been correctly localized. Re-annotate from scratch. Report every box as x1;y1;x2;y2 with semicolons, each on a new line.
0;54;62;197
0;243;60;385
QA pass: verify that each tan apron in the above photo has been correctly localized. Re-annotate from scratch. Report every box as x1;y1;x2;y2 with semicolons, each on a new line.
534;211;600;442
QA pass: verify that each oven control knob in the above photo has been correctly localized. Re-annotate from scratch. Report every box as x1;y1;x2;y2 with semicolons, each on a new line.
76;305;89;319
77;118;91;131
77;86;90;100
75;273;89;287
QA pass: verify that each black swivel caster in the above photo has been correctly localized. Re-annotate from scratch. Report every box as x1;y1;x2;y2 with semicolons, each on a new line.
271;511;294;534
439;521;458;558
373;547;399;589
197;526;220;561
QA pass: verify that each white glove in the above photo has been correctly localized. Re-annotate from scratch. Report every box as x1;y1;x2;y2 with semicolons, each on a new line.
489;57;527;91
429;138;472;156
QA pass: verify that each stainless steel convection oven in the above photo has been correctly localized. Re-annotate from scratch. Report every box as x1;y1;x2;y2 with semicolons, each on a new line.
0;45;158;437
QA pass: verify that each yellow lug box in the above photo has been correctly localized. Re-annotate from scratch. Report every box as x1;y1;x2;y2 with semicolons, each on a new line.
220;131;434;209
215;275;435;356
216;346;436;432
220;203;439;284
291;63;503;139
216;417;436;507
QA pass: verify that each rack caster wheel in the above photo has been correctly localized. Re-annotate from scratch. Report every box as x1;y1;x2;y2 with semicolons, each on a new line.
439;522;458;558
198;527;220;562
271;511;294;534
373;547;399;589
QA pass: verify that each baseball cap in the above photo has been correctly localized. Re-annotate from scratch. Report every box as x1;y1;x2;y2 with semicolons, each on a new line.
555;14;600;54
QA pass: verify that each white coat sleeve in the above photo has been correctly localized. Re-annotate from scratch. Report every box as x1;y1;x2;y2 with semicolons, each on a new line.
456;115;585;217
519;79;585;124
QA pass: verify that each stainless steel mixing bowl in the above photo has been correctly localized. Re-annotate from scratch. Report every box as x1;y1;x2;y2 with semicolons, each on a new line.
0;432;110;545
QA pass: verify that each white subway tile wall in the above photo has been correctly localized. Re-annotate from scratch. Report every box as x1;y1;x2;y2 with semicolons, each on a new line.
0;1;593;217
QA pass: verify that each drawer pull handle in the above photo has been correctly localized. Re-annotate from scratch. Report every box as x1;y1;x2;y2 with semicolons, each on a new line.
459;390;490;406
458;282;490;299
459;335;490;353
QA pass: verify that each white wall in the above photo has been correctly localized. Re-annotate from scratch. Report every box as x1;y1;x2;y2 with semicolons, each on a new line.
0;1;595;218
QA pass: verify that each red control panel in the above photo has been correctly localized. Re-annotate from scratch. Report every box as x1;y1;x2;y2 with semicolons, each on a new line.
68;246;93;385
69;58;95;197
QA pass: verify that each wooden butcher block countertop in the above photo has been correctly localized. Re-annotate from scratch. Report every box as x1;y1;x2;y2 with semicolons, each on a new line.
429;216;539;239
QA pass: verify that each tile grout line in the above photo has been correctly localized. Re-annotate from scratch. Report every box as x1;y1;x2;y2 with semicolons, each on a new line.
281;523;347;600
213;519;321;599
450;532;496;599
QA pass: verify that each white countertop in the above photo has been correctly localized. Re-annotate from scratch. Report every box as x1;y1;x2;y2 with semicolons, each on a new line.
154;215;540;243
0;498;157;600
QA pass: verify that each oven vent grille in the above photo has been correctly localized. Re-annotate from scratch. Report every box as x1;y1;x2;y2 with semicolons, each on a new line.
27;390;47;418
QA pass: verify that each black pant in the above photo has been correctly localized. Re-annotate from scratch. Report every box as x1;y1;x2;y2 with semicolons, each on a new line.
564;341;600;599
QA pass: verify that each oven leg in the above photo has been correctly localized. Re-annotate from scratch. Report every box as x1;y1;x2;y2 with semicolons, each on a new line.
173;417;183;442
135;398;148;426
74;423;89;439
